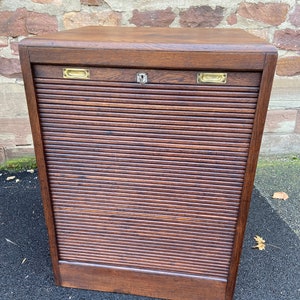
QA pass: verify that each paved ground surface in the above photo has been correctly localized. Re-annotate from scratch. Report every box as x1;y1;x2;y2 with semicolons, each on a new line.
255;156;300;238
1;158;299;300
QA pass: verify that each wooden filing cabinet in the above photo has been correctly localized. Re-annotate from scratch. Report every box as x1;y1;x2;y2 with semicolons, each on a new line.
19;26;277;300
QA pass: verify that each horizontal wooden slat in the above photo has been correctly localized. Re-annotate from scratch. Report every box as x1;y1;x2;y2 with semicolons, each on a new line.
41;119;253;136
48;181;242;200
58;245;232;265
38;107;255;121
55;225;235;245
33;65;262;86
56;235;234;262
53;212;237;229
51;188;241;206
38;95;256;111
42;133;250;149
53;198;239;216
34;78;260;92
35;87;259;101
56;242;231;277
53;206;238;220
59;254;228;278
57;233;233;252
28;46;267;69
54;221;235;241
59;251;231;273
39;112;254;127
40;117;254;133
48;174;242;192
47;163;244;181
58;247;231;267
45;160;245;176
53;213;236;231
44;131;248;148
44;148;248;164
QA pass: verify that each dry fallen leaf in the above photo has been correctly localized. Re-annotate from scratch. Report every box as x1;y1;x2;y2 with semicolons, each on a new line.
272;191;289;201
6;176;16;181
27;169;34;174
253;235;266;250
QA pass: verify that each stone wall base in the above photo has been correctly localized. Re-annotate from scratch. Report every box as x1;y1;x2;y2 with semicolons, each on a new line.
0;145;35;164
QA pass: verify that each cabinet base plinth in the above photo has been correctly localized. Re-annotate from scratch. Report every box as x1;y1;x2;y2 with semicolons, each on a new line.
59;261;226;300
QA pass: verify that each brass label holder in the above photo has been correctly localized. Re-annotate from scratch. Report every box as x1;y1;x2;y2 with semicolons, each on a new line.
197;72;227;84
63;68;90;79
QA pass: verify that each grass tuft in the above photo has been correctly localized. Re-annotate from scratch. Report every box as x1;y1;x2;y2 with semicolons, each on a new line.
0;157;37;171
257;154;300;168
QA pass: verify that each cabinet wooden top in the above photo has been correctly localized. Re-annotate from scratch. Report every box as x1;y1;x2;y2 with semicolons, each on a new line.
20;26;276;53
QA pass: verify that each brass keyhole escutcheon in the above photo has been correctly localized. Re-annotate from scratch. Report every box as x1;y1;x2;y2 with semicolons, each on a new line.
137;72;148;84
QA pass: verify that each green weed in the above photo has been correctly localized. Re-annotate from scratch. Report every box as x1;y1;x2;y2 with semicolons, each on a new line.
0;157;37;171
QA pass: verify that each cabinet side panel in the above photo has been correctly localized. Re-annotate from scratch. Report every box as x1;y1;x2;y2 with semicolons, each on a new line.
19;46;61;285
226;52;278;299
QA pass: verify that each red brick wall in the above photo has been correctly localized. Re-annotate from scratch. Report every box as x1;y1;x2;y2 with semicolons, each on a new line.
0;0;299;162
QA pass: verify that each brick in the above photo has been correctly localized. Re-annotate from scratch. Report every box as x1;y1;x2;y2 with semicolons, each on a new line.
130;7;176;27
63;11;121;29
295;110;300;134
226;13;237;25
237;2;289;26
274;29;300;51
0;8;58;37
264;110;297;133
276;56;300;76
179;6;224;28
26;11;58;35
289;4;300;27
0;57;22;78
0;8;28;37
81;0;105;5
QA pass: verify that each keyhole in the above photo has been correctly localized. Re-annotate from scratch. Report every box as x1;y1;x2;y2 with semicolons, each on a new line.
137;72;148;84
